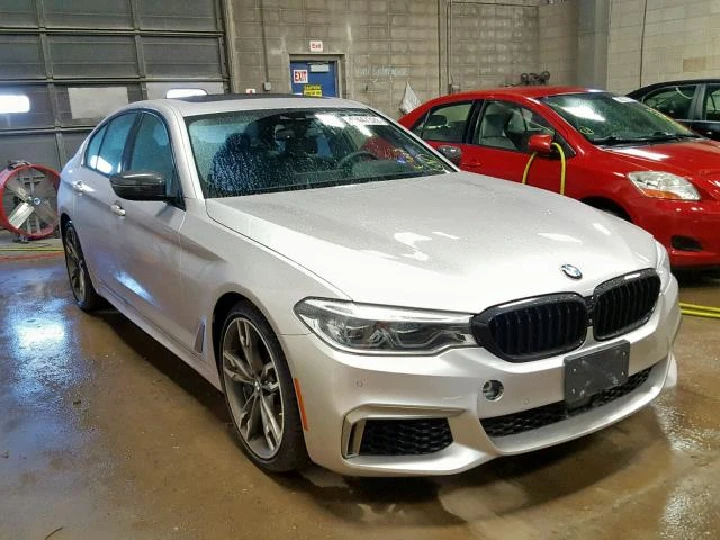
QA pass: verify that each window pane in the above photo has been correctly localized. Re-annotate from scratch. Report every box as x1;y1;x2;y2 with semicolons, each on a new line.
704;86;720;122
85;125;107;170
187;108;452;198
642;85;696;119
97;114;136;174
475;101;554;152
421;102;471;142
130;114;177;196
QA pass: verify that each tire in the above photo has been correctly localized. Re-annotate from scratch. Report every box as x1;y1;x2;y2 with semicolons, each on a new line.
63;222;103;312
218;301;309;473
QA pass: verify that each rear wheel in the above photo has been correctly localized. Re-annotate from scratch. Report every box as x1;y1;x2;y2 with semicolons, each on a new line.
219;302;309;473
63;222;102;311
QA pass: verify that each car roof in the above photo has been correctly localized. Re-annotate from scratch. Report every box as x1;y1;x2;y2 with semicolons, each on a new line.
439;86;602;101
127;93;369;117
628;78;720;94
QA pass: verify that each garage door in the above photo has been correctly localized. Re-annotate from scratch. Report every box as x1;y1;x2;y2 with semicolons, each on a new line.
0;0;229;171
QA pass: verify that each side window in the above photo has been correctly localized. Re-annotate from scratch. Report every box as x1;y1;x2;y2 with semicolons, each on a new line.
85;124;107;170
703;85;720;122
129;113;180;198
416;102;472;143
96;113;137;174
473;101;554;152
641;85;697;120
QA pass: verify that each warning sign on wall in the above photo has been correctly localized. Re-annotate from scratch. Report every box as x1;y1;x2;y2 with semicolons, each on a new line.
293;69;308;84
303;84;323;97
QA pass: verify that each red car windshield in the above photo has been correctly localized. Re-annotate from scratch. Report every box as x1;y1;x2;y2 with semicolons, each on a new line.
543;92;698;145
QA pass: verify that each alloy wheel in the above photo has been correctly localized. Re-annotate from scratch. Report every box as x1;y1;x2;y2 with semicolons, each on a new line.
222;317;285;460
64;227;86;302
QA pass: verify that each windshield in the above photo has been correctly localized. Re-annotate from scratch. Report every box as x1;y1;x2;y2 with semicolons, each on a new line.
543;92;697;145
186;108;452;197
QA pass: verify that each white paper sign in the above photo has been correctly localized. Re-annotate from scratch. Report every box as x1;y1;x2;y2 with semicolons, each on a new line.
310;40;324;53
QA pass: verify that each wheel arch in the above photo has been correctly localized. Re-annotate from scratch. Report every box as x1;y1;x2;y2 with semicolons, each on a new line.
581;196;633;221
210;291;288;375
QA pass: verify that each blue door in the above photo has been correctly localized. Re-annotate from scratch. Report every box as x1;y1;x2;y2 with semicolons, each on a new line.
290;61;337;98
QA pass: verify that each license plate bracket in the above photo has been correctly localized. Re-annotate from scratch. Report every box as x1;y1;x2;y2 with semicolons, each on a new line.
564;341;630;409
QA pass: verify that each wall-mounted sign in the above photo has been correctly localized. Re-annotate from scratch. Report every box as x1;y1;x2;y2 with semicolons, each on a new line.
293;69;308;84
245;88;256;94
310;63;329;73
310;40;324;53
303;84;323;97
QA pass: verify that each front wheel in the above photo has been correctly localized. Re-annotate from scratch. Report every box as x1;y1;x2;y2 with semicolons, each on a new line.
63;222;102;311
219;302;309;473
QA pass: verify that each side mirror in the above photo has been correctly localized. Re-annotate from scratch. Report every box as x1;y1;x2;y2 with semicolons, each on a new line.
527;134;553;156
110;171;166;201
437;144;462;165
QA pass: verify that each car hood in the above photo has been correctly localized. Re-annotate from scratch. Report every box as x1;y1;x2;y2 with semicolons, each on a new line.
602;139;720;198
206;172;658;313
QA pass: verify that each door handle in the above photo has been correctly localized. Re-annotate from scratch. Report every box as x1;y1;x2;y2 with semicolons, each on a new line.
72;180;84;192
465;160;482;167
110;204;126;217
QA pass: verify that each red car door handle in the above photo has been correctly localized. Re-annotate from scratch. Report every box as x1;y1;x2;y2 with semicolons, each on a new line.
465;160;482;167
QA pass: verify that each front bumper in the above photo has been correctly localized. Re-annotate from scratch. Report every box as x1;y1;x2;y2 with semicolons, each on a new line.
282;278;681;476
630;198;720;269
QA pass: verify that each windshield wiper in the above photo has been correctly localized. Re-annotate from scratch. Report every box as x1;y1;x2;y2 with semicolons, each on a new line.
590;135;647;145
591;132;694;145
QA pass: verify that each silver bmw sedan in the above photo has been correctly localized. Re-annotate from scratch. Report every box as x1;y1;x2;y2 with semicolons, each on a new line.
58;94;681;476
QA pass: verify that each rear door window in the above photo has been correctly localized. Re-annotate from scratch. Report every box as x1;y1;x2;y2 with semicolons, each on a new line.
413;101;472;143
641;85;697;120
95;113;138;174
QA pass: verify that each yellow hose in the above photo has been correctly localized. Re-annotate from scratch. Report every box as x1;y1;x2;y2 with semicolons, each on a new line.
679;303;720;318
679;302;720;313
521;142;567;195
521;153;537;186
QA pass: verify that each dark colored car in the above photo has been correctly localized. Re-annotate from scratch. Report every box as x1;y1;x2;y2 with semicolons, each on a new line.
628;79;720;141
399;86;720;270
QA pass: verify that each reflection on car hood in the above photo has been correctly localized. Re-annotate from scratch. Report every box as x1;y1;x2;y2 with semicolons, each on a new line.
206;172;658;312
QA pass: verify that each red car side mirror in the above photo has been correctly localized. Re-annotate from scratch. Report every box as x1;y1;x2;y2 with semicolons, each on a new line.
528;134;553;156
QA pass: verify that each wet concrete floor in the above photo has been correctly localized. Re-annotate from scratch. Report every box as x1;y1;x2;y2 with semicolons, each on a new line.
1;257;719;540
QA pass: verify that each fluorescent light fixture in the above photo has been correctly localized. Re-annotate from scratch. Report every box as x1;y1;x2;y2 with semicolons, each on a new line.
166;88;208;99
0;95;30;114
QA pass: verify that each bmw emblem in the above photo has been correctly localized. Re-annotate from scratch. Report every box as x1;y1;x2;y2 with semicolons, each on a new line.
561;264;583;280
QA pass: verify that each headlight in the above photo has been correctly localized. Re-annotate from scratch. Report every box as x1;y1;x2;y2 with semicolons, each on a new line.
294;298;475;354
656;241;672;288
628;171;700;200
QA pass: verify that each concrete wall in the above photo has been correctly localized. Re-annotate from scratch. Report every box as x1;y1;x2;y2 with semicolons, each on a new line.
229;0;542;117
446;1;539;92
538;0;578;86
607;0;720;94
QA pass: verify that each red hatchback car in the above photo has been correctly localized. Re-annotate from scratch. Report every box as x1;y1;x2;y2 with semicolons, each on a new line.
399;86;720;269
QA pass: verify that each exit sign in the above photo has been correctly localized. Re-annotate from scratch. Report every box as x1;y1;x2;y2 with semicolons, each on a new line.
310;40;324;53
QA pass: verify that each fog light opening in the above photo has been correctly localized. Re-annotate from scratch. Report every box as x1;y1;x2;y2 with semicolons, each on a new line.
482;380;504;401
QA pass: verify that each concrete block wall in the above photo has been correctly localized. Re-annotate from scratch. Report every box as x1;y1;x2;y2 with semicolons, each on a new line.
446;1;539;91
607;0;720;94
538;0;579;86
230;0;541;117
